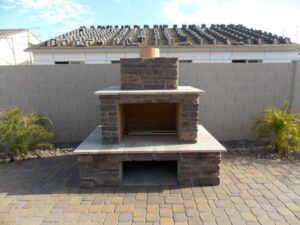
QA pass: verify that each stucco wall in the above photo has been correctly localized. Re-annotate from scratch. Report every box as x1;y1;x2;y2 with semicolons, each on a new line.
0;62;298;142
0;31;40;65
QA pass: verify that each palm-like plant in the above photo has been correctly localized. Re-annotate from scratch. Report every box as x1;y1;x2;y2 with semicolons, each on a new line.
254;103;300;157
0;108;54;159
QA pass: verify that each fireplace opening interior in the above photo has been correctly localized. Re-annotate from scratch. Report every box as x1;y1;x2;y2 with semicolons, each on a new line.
118;103;181;140
122;161;178;185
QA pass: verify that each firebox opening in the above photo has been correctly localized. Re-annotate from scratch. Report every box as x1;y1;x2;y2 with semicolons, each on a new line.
118;103;181;140
122;161;178;185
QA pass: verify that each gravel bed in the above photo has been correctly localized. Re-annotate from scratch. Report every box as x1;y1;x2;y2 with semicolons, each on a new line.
0;143;79;163
221;140;300;161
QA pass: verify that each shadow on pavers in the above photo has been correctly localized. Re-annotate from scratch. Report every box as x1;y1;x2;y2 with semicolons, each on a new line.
0;155;185;195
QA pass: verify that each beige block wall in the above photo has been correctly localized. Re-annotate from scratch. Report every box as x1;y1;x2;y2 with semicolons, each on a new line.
0;62;298;142
291;61;300;112
0;65;120;142
179;63;296;140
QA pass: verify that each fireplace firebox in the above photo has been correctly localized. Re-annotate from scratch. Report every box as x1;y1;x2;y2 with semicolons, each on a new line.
74;48;226;187
120;103;179;136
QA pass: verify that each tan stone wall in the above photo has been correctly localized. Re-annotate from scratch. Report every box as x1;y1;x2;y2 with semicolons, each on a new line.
0;62;298;142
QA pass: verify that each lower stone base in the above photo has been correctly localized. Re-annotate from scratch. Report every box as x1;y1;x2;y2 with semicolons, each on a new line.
78;153;221;188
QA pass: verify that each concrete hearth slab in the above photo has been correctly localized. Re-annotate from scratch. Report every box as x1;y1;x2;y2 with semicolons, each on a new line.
74;125;226;154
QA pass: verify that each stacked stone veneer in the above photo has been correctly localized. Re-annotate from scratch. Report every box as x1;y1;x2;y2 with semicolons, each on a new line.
121;58;178;90
100;57;199;144
78;152;221;187
100;94;199;144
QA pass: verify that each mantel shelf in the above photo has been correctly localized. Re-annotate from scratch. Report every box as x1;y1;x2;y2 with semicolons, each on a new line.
94;86;205;96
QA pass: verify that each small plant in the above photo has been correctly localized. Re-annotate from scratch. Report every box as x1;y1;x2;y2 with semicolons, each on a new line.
254;103;300;157
0;108;54;159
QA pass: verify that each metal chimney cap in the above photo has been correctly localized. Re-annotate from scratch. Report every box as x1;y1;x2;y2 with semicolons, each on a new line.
139;47;160;58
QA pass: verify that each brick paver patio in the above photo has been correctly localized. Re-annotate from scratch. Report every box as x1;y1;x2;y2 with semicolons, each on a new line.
0;154;299;225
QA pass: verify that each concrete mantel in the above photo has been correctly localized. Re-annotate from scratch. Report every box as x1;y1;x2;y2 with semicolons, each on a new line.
94;86;205;96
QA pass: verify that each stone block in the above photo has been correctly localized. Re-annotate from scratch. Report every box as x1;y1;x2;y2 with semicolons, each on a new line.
78;155;94;163
120;57;178;90
77;152;221;187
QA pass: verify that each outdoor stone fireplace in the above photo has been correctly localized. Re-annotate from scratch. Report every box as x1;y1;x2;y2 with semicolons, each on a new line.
74;48;226;187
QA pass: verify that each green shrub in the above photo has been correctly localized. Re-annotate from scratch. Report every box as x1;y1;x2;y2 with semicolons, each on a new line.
0;108;54;159
254;103;300;157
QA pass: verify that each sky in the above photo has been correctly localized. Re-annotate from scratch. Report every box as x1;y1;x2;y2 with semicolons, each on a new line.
0;0;300;43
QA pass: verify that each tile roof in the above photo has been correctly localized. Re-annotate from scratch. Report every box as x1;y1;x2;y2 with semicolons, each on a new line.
35;24;294;48
0;29;27;38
